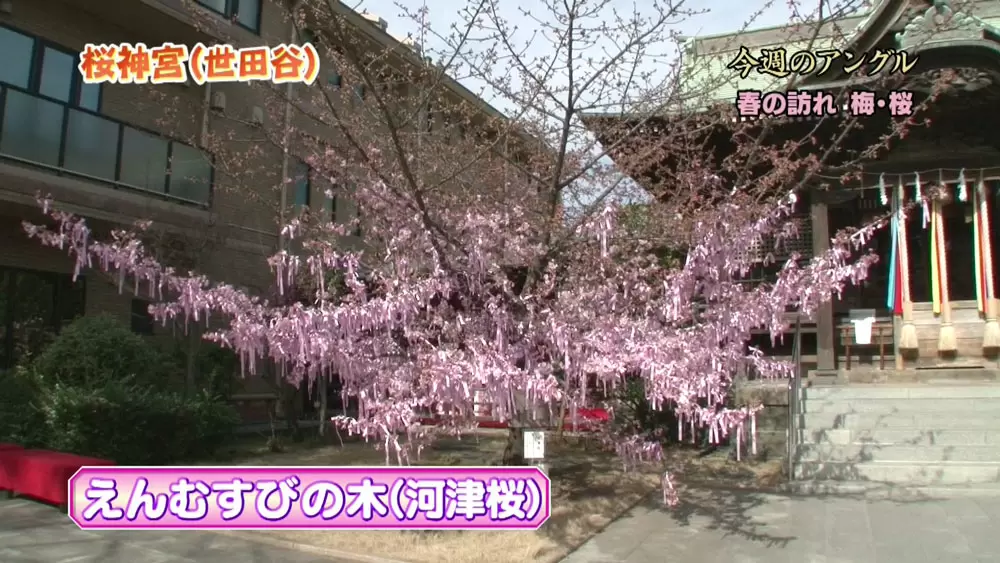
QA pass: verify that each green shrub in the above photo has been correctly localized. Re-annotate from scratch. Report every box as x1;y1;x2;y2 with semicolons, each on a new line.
162;338;240;398
608;376;679;440
7;314;239;462
0;367;46;447
29;314;176;391
39;381;239;464
197;346;239;399
186;389;242;459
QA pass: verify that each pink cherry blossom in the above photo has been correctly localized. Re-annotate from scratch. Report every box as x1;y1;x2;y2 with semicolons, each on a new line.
23;186;881;504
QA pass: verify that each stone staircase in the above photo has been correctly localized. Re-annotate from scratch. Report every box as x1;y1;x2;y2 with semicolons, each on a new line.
791;380;1000;490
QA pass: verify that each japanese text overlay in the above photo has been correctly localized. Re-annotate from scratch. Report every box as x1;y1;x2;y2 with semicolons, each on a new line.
735;89;914;119
69;466;551;530
727;46;918;79
78;42;320;85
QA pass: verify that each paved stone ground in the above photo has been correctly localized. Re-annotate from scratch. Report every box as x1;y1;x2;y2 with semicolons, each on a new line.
8;487;1000;563
561;487;1000;563
0;498;357;563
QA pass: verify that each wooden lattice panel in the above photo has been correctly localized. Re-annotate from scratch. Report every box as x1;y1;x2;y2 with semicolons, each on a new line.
783;213;813;259
746;212;813;262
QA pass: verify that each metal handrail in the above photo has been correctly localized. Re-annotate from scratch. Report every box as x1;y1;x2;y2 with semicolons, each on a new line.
787;315;803;478
0;83;214;207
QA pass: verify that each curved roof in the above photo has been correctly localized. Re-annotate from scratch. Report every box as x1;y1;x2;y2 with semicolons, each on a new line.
579;0;1000;183
794;0;914;86
590;0;1000;117
803;0;1000;88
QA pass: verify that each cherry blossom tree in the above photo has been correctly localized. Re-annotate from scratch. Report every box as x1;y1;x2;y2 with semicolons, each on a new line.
22;0;943;503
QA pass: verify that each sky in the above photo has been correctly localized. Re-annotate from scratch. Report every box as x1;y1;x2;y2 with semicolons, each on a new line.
342;0;866;207
348;0;799;115
352;0;794;40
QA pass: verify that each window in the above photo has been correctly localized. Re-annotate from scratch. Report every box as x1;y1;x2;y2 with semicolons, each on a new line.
235;0;260;31
0;26;33;88
119;128;169;193
328;72;342;89
346;182;362;237
130;299;155;335
292;159;310;207
1;89;64;165
0;27;103;110
168;143;213;203
0;266;86;369
195;0;261;33
63;108;119;180
419;104;433;132
353;84;365;103
0;24;212;206
324;188;337;218
0;25;104;167
38;47;74;102
79;83;100;112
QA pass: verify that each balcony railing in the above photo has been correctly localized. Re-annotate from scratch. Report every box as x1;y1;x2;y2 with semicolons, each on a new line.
0;83;213;207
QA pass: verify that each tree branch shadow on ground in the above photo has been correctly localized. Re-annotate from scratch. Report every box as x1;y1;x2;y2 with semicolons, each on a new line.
605;482;951;553
636;416;967;549
545;431;960;558
0;499;295;563
531;454;663;561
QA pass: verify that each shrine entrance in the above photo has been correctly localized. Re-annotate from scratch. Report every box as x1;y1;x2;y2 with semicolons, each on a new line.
817;169;1000;371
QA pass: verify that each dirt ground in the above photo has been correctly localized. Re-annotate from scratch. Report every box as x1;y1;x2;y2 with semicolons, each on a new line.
217;431;782;563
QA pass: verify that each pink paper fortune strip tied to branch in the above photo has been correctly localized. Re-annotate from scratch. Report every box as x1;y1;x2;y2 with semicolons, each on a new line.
69;466;551;530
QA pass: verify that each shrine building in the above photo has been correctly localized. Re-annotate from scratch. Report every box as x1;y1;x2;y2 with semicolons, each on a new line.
584;0;1000;380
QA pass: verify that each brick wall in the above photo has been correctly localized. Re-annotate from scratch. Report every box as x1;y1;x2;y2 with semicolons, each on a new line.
0;0;286;394
0;217;132;325
0;0;281;255
0;0;523;398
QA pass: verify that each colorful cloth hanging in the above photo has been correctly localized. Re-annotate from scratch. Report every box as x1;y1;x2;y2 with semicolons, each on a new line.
976;178;996;308
934;197;957;351
885;194;903;314
930;200;941;315
896;177;919;351
974;181;986;313
892;235;903;315
978;178;1000;349
916;173;929;229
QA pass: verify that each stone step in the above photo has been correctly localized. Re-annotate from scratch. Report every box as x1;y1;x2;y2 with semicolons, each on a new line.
802;384;1000;400
805;369;1000;383
795;444;1000;463
799;411;1000;430
913;300;980;312
793;460;1000;485
798;428;1000;446
799;398;1000;414
781;480;1000;498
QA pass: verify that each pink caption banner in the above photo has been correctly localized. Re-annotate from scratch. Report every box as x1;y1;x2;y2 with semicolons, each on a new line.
68;466;550;530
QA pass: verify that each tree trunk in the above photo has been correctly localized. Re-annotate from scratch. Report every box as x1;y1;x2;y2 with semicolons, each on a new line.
267;398;279;447
501;389;533;464
267;364;303;443
555;389;569;439
501;426;525;465
264;362;279;445
280;381;304;442
318;375;328;437
185;326;200;396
